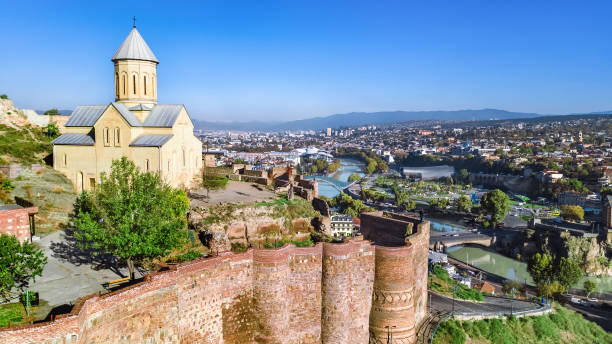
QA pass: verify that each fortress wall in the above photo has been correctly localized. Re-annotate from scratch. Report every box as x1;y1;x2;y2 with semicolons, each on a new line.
320;240;374;344
406;221;430;327
360;212;414;246
370;245;416;344
1;224;428;344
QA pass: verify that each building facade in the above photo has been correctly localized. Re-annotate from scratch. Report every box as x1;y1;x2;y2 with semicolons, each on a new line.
52;26;202;191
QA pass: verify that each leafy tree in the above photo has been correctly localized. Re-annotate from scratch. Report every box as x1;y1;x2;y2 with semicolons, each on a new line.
0;234;47;301
327;160;341;173
377;160;388;172
583;279;597;297
202;172;229;197
528;253;554;288
480;189;510;227
395;191;408;207
560;205;584;222
43;123;60;138
308;165;318;174
348;173;361;182
457;168;469;182
456;195;472;212
556;257;582;290
503;280;524;295
73;157;189;280
365;160;377;175
0;172;14;203
0;94;8;99
234;158;248;165
404;200;416;212
43;108;59;115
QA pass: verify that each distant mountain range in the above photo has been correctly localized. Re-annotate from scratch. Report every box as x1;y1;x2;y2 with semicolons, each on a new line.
194;108;553;131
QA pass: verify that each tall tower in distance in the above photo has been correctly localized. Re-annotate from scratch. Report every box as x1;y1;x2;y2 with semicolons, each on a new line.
112;22;159;108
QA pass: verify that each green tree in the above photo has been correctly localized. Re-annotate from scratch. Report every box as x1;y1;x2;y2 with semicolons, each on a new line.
0;172;14;203
202;172;229;197
73;157;189;280
457;168;469;182
404;199;416;212
395;191;408;207
456;195;472;213
583;279;597;297
560;205;584;222
43;123;60;138
43;108;59;115
348;173;361;182
0;94;8;99
365;160;377;175
480;189;510;227
234;158;248;165
528;253;554;288
0;234;47;301
556;257;582;290
328;160;341;173
308;165;318;174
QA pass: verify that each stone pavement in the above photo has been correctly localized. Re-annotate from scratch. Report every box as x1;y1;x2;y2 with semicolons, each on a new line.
27;230;141;319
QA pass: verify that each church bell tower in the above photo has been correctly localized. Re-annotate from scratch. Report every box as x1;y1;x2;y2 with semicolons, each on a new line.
112;23;159;108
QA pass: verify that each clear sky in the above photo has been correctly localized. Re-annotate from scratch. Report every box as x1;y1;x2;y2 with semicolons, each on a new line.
1;1;611;121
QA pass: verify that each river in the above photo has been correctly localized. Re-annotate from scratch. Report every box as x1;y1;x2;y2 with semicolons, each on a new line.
305;158;365;198
431;221;612;293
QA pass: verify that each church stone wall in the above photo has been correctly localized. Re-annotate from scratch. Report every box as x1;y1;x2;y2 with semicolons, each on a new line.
1;223;428;344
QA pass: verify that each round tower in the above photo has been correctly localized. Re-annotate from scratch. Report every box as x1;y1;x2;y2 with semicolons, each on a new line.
112;25;159;108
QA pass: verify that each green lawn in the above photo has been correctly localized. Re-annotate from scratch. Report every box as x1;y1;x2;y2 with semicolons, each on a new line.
429;265;484;302
433;302;612;344
0;302;25;327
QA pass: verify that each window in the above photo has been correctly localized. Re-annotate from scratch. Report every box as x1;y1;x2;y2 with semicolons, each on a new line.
115;73;119;98
133;74;137;94
122;74;126;95
104;127;110;146
114;128;120;146
89;178;96;189
145;159;150;172
63;153;68;167
144;75;147;95
182;149;186;167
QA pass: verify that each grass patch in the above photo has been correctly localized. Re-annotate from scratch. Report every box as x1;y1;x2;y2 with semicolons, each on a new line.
428;265;483;301
0;303;27;327
0;124;54;165
433;303;612;344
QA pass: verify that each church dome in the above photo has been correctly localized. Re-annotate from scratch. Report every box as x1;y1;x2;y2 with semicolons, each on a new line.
112;27;158;63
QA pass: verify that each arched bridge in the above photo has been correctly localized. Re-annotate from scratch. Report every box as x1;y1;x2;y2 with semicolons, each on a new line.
429;232;492;252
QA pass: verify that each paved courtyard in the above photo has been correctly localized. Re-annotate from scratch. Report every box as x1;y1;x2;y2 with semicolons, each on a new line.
29;230;140;319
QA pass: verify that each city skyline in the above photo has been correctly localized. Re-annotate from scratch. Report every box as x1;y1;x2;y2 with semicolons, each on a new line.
1;1;612;121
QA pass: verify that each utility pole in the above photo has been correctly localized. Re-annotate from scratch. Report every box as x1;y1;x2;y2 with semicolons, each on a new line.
452;279;457;316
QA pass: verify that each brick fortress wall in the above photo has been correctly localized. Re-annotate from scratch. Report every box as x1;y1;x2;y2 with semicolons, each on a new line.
1;220;429;344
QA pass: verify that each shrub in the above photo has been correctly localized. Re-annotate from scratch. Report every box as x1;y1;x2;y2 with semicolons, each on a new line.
175;250;203;262
433;319;466;344
532;315;559;340
0;94;7;99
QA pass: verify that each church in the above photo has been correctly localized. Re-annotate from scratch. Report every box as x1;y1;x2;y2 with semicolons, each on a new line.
52;25;203;192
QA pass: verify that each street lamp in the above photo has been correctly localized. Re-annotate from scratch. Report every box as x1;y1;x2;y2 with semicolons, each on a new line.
385;325;397;344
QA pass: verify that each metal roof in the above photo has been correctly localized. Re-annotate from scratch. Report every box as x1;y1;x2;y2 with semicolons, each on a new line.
51;133;95;146
128;104;152;111
111;102;143;127
111;27;158;63
64;105;106;127
143;104;183;127
129;134;174;147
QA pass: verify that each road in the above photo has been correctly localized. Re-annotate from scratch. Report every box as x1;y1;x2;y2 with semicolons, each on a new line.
429;292;540;316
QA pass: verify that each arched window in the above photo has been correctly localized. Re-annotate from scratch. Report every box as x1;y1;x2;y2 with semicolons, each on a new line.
63;153;68;167
104;127;110;146
114;128;120;146
133;74;137;95
115;73;119;98
122;74;126;95
145;159;150;172
143;75;147;95
182;148;186;167
152;75;156;97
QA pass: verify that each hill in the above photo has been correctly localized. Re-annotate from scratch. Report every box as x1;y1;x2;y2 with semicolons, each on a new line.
194;108;548;131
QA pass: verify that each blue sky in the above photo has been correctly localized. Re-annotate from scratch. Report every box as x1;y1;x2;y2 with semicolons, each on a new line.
1;1;611;121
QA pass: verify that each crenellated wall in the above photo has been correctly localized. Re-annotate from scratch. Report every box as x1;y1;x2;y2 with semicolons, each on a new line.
1;220;429;344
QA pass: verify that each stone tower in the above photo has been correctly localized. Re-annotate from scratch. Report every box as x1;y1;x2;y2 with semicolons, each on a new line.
112;25;159;109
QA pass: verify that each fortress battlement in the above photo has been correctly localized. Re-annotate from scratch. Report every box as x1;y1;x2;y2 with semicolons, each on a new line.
1;217;429;344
